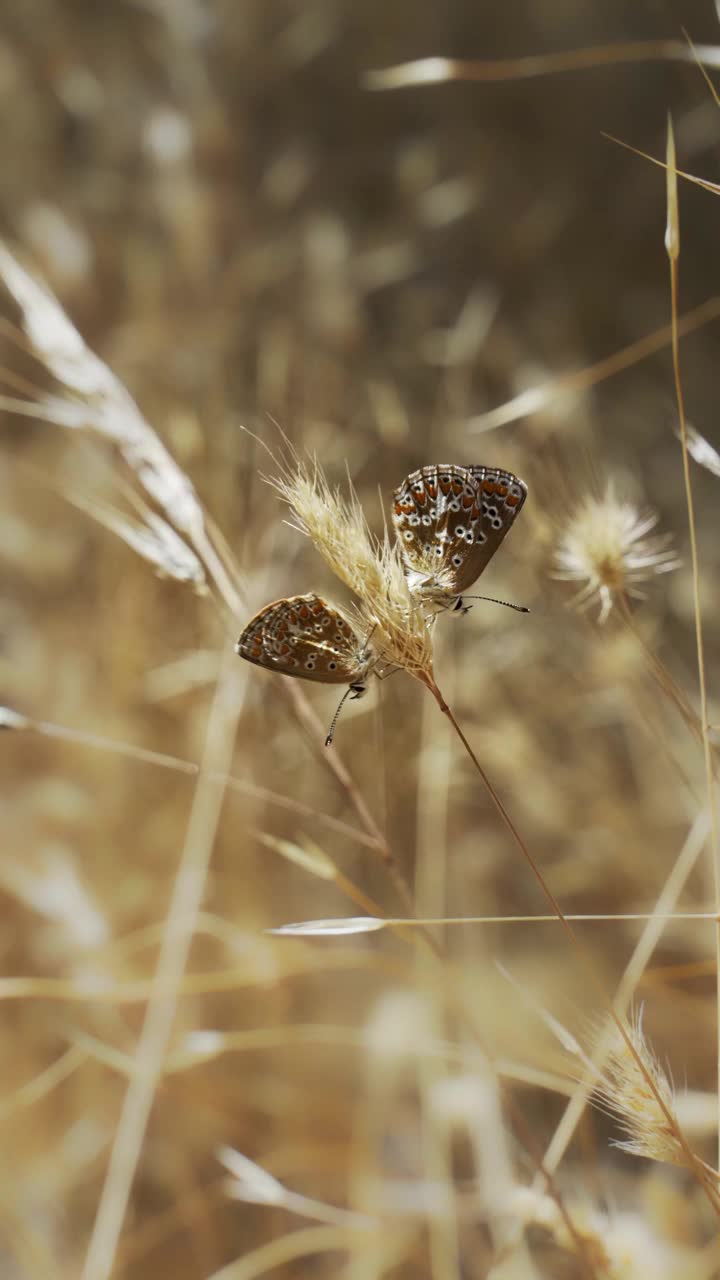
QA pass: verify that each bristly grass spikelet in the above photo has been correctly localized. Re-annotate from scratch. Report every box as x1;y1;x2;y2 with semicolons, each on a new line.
0;245;204;536
592;1009;698;1172
270;454;435;682
553;484;680;622
0;241;236;604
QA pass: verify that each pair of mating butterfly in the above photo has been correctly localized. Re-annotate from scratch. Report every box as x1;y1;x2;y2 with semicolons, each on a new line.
236;464;527;743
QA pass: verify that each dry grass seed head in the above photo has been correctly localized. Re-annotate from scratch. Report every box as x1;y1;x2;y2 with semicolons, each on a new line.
593;1010;689;1169
271;456;435;679
0;245;204;533
554;484;680;622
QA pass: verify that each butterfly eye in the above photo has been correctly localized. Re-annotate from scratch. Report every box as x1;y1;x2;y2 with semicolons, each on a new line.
421;515;432;526
305;659;316;670
322;617;331;627
409;514;420;526
476;529;487;544
464;529;474;543
435;546;443;557
328;661;337;670
448;500;461;512
334;632;344;642
404;530;414;542
452;554;463;568
492;517;502;530
455;525;466;537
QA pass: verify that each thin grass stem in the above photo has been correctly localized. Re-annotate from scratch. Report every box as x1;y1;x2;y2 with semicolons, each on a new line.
16;712;382;851
666;125;720;1167
80;645;245;1280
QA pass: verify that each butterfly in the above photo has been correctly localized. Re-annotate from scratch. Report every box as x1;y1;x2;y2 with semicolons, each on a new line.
235;593;376;744
392;464;528;614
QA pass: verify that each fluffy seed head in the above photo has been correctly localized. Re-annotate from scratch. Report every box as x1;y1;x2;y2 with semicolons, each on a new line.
593;1011;688;1169
271;457;434;679
554;486;679;622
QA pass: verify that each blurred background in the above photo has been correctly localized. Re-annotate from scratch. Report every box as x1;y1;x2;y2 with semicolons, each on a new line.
2;1;720;1276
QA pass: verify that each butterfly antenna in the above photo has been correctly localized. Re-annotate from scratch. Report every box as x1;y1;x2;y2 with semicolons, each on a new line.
325;687;355;747
462;595;530;613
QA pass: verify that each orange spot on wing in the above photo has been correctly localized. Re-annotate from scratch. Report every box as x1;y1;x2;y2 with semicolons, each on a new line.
497;485;508;497
452;481;463;495
462;493;474;508
505;494;519;507
394;502;403;516
439;478;451;495
415;488;427;505
482;479;495;492
299;605;310;619
287;612;297;624
426;482;437;499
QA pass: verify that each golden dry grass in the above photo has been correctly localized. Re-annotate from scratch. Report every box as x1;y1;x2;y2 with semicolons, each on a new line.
2;4;720;1278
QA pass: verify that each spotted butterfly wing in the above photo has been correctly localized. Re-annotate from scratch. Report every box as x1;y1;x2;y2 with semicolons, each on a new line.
235;593;372;685
392;463;527;602
465;464;528;579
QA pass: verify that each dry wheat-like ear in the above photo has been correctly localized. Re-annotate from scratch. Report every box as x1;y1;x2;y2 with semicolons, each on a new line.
553;483;680;622
0;243;247;604
0;245;201;533
592;1009;693;1170
271;455;435;681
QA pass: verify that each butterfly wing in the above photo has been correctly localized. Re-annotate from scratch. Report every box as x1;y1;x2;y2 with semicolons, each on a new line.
236;594;364;684
463;464;527;584
392;464;527;595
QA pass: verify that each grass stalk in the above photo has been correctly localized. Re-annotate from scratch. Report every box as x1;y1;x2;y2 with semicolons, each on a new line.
666;117;720;1169
80;645;244;1280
